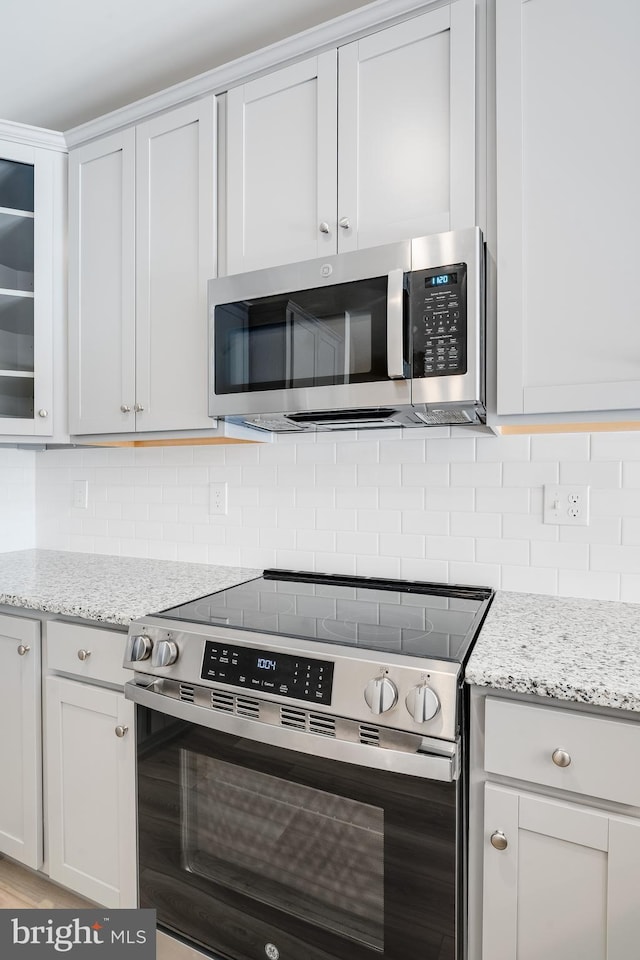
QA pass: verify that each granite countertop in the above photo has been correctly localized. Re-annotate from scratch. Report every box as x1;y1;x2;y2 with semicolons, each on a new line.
466;590;640;712
0;549;261;625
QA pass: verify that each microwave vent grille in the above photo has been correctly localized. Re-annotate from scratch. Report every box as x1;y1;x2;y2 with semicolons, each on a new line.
415;408;474;425
280;706;306;730
309;714;336;738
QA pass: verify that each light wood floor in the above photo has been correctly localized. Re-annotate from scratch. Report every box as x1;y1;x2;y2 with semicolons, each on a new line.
0;854;93;909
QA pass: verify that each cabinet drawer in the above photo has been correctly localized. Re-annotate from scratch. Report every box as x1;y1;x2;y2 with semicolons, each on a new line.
47;621;128;687
485;697;640;808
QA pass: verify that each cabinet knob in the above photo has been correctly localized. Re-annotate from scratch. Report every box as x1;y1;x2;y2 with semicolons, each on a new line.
38;409;48;418
134;402;144;413
338;216;351;230
115;725;129;738
552;748;572;768
490;831;508;851
120;404;131;413
77;649;91;661
17;644;30;656
319;221;330;234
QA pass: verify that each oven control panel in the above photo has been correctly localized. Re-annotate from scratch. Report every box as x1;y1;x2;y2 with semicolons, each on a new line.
200;640;334;705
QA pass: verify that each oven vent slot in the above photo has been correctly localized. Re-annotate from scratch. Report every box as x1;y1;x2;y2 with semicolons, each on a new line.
309;714;336;738
280;706;306;730
179;683;196;702
211;690;235;712
359;724;381;746
235;696;260;719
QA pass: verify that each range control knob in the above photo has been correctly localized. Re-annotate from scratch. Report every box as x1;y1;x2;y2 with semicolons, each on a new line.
128;634;152;662
151;640;179;668
364;676;398;715
406;683;440;723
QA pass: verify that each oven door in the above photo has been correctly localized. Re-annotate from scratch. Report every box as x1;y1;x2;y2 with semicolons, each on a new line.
134;695;461;960
208;241;412;419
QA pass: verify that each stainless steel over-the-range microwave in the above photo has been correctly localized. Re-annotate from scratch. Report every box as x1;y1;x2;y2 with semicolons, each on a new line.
208;227;485;432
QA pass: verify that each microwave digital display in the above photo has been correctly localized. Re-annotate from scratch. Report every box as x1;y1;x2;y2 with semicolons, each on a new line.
427;273;457;288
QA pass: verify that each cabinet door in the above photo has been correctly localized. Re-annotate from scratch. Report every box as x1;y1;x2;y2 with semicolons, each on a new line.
46;675;137;907
0;140;55;437
225;52;338;274
0;614;41;869
68;130;136;434
496;0;640;415
136;98;216;431
337;0;475;253
483;784;640;960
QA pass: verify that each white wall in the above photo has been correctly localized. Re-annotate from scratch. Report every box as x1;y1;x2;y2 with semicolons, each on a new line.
0;447;36;550
35;427;640;602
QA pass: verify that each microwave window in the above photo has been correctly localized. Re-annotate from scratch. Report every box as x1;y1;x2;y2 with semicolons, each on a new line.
215;277;390;394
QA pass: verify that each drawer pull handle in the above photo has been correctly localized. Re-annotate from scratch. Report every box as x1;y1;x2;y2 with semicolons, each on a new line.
77;649;92;661
17;644;30;656
115;725;129;738
552;748;571;768
490;831;508;851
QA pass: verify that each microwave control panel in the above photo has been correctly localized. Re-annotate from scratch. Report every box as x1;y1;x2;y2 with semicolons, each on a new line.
201;640;334;704
410;262;467;378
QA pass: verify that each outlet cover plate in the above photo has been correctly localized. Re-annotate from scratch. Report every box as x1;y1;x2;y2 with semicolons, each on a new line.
543;484;590;526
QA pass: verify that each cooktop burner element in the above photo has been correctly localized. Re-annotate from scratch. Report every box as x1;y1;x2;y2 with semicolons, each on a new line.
157;569;489;663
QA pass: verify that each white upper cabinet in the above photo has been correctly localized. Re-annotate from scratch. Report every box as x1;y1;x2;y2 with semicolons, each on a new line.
496;0;640;416
0;134;65;439
226;53;338;274
69;98;216;435
69;130;136;435
223;0;476;275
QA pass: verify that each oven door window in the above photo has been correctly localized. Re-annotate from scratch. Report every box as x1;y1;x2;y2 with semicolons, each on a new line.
137;710;457;960
182;753;383;950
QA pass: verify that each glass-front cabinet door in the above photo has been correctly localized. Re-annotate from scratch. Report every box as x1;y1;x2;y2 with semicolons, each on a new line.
0;133;65;438
0;155;36;423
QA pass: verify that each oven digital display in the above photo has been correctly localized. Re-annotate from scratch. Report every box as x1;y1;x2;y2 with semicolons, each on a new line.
200;641;334;704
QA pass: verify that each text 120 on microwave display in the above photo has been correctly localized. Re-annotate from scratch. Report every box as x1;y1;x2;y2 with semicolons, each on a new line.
208;227;485;432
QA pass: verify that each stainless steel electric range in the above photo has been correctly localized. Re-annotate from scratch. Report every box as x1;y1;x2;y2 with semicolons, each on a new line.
124;569;493;960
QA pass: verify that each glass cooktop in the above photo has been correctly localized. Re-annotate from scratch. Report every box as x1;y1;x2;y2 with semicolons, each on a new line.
156;570;492;664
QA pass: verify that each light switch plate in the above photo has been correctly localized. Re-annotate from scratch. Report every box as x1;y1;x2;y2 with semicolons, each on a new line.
543;484;590;526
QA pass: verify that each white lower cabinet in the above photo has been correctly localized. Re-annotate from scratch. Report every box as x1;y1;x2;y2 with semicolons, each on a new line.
0;614;42;870
46;675;136;907
45;665;137;907
483;784;640;960
478;696;640;960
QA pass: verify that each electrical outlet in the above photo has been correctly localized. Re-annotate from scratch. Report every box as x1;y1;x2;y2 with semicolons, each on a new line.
72;480;88;510
209;482;228;516
543;484;590;526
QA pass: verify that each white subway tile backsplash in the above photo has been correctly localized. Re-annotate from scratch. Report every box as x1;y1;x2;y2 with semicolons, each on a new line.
501;565;558;595
359;508;401;533
530;434;590;461
380;532;425;559
18;429;640;605
560;460;622;487
558;569;620;601
476;435;530;462
425;535;473;562
530;540;589;569
476;538;529;566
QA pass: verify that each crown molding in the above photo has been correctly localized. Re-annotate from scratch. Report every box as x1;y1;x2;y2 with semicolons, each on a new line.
64;0;438;148
0;119;66;152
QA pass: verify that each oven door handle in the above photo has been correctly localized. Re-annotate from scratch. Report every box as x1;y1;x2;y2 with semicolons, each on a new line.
126;680;459;783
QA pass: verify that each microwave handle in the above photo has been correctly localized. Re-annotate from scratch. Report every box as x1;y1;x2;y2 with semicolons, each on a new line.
387;268;406;379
